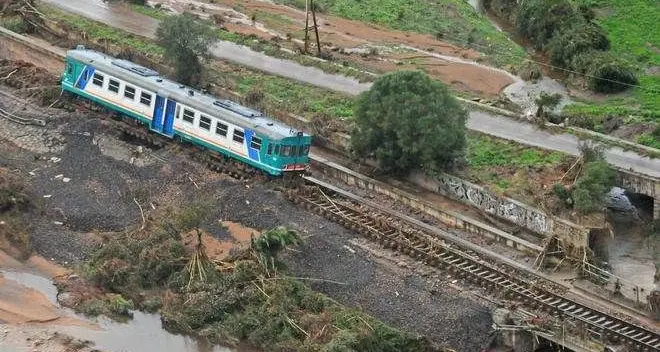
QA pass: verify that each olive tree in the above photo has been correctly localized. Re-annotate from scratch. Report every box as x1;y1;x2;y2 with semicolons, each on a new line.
156;13;215;86
350;70;467;176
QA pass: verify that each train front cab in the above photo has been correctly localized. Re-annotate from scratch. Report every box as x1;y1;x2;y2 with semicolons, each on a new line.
263;133;312;175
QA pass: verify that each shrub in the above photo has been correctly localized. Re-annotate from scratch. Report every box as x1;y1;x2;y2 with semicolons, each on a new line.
552;183;571;204
547;22;610;67
566;115;596;130
571;50;638;93
573;160;616;213
518;61;542;81
516;0;578;49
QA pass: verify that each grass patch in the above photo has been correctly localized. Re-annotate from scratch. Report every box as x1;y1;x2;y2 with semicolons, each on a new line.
562;0;659;144
41;4;164;56
274;0;526;68
230;71;355;118
464;133;568;203
466;133;565;169
129;3;170;20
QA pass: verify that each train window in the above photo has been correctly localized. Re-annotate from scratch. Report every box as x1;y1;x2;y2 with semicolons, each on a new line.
215;122;228;137
66;64;72;75
267;144;273;155
182;108;195;123
301;145;310;155
140;92;152;106
92;73;104;87
124;85;135;100
199;115;211;131
232;129;245;144
250;137;262;150
282;145;292;157
274;145;280;155
108;79;120;94
175;105;181;119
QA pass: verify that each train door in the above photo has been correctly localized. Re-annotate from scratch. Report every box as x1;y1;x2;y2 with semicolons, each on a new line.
162;99;176;137
151;95;165;133
75;66;95;90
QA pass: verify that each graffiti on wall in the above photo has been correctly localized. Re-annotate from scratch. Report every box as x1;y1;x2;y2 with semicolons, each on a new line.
437;173;551;235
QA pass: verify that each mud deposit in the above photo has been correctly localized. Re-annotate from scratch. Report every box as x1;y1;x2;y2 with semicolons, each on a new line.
0;258;232;352
0;86;494;351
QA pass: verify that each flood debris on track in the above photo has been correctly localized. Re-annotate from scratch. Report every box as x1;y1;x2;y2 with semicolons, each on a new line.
54;204;443;351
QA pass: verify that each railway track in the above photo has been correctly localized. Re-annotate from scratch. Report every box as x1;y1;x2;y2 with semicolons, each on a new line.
286;176;660;352
0;90;47;126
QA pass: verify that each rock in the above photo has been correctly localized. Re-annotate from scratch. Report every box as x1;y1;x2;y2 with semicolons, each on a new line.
62;177;71;183
397;261;408;268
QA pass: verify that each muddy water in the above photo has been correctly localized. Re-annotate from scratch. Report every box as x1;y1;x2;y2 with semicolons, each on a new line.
0;269;234;352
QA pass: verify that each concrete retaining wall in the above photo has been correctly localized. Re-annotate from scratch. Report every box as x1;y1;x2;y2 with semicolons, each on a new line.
310;154;543;254
410;170;591;253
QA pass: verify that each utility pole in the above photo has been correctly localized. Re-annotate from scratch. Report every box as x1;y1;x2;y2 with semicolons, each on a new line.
303;0;322;56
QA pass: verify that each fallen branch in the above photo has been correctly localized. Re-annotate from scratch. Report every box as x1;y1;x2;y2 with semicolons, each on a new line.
133;197;145;230
1;69;18;81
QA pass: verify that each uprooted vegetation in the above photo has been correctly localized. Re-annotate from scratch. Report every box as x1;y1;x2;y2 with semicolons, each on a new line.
0;168;32;259
57;204;438;351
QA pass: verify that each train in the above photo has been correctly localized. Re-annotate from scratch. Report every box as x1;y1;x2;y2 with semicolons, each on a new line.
60;45;312;176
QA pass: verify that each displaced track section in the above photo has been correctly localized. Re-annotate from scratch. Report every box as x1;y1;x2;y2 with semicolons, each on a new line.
286;176;660;352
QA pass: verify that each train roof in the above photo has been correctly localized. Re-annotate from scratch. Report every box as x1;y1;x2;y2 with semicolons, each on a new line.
66;47;310;140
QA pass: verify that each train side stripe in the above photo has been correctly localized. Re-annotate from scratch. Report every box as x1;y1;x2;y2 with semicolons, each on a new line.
75;66;94;90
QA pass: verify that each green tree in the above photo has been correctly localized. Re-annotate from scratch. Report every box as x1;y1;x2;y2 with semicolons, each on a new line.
350;70;467;175
156;13;215;86
516;0;579;49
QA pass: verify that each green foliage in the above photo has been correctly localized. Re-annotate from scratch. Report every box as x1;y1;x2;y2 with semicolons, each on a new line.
79;295;134;318
109;295;135;316
517;0;579;49
546;22;609;67
156;13;215;86
41;5;163;56
0;16;28;33
129;3;169;20
252;227;301;271
636;132;660;150
571;50;639;93
573;160;616;213
535;92;561;110
552;183;572;204
273;0;526;68
514;0;638;94
571;0;660;66
351;70;467;175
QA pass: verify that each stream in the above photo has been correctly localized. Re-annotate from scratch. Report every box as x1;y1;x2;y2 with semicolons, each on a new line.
0;269;234;352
